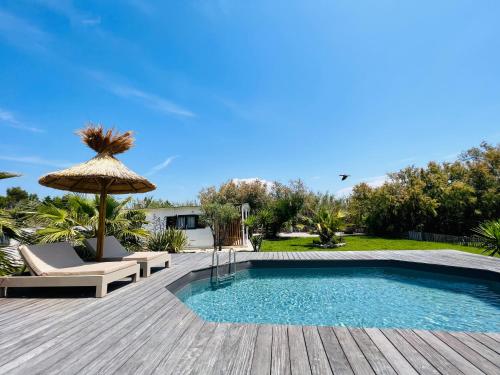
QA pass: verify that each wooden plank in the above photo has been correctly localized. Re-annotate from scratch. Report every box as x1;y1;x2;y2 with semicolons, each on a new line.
288;326;312;375
271;325;291;375
381;330;439;375
159;322;218;375
1;251;499;375
114;311;199;375
334;327;375;375
364;328;417;375
457;334;500;363
467;333;500;355
0;255;206;352
42;298;189;375
189;323;231;375
395;329;463;374
485;333;500;343
209;324;246;375
414;330;486;375
251;325;273;375
228;324;259;375
0;287;176;373
433;331;500;373
148;317;205;374
303;326;333;375
349;328;397;375
317;326;353;375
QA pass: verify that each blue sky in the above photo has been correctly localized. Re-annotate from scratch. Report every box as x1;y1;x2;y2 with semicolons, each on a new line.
0;1;499;202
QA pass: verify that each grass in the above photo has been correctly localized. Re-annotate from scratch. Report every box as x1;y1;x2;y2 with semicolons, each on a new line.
261;235;493;256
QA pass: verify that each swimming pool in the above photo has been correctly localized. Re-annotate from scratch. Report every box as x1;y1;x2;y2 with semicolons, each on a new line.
176;266;500;332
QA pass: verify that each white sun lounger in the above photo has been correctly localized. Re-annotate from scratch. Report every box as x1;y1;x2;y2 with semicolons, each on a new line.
0;242;140;298
84;236;170;278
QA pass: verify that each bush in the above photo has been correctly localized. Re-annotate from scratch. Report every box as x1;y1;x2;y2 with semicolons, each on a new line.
472;219;500;256
249;234;264;252
147;228;188;253
313;207;345;247
0;247;24;276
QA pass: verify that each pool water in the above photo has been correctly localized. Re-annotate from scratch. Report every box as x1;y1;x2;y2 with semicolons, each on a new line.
176;267;500;332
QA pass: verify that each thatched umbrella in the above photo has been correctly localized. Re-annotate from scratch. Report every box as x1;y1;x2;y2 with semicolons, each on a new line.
0;172;21;180
39;125;156;261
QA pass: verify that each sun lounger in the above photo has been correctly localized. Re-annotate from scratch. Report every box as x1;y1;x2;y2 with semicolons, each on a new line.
0;242;140;298
84;236;170;277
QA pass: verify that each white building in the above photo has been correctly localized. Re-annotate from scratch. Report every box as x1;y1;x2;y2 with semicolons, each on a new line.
144;204;250;249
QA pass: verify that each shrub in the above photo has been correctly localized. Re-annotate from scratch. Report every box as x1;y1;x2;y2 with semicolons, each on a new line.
200;202;240;251
313;207;345;247
147;228;188;253
472;219;500;256
249;234;264;252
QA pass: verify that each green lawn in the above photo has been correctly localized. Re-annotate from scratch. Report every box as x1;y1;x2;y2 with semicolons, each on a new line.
261;235;491;256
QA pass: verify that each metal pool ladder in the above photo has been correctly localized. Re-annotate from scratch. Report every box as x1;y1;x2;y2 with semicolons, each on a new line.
211;248;236;286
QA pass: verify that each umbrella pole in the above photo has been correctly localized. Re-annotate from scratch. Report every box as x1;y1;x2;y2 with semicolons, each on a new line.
96;187;107;261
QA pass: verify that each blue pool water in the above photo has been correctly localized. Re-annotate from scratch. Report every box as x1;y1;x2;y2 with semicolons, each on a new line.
176;267;500;332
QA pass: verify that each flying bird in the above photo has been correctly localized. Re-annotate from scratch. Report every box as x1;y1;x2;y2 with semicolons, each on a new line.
339;174;350;181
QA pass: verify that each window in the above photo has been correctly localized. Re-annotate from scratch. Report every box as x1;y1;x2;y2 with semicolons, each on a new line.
186;215;196;229
176;216;186;229
173;215;198;230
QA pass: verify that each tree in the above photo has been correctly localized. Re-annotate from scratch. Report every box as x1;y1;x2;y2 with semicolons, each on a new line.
200;202;240;252
199;179;270;211
130;196;174;209
264;180;306;237
0;208;23;276
32;194;149;251
0;187;38;209
346;142;499;236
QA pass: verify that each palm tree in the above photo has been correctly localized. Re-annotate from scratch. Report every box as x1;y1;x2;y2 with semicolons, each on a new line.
0;206;22;276
33;194;149;250
472;219;500;257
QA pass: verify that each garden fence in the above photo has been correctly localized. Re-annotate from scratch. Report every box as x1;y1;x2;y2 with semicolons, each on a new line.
407;230;482;247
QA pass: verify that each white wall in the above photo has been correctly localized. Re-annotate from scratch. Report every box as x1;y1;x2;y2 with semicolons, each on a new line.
144;205;250;249
144;207;214;249
182;228;214;248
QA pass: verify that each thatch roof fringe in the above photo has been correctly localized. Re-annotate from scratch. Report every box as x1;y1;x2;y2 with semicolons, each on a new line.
78;124;134;156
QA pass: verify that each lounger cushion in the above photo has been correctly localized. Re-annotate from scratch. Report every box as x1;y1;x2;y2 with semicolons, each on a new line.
40;261;138;276
85;236;169;260
19;242;85;276
121;252;169;262
18;243;137;276
85;236;129;258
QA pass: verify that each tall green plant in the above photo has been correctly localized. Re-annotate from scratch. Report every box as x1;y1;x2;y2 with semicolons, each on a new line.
200;202;240;251
0;209;23;275
313;207;346;247
245;215;264;251
147;227;188;253
472;219;500;257
31;194;149;249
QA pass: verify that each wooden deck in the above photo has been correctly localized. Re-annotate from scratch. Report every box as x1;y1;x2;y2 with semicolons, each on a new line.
0;250;499;375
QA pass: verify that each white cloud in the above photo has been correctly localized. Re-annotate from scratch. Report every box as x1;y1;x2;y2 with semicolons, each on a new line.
86;70;195;118
0;155;71;169
126;0;155;15
35;0;101;27
147;156;177;176
81;17;101;26
0;10;50;54
0;108;44;133
335;175;388;197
